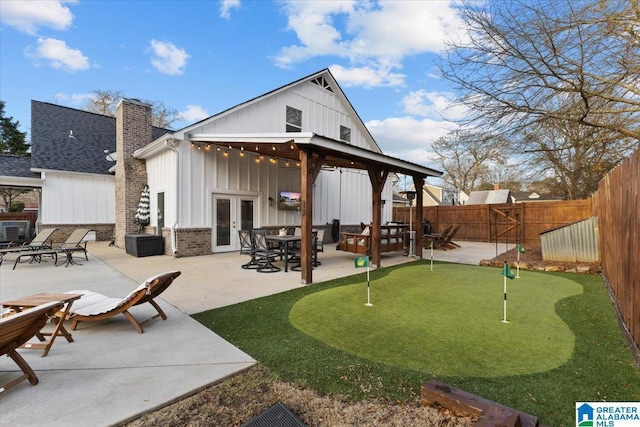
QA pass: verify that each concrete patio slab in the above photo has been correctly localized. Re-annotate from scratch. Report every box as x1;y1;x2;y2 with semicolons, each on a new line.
0;240;506;426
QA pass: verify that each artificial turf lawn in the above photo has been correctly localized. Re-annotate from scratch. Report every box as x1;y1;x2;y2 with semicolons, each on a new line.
289;264;582;377
193;261;640;427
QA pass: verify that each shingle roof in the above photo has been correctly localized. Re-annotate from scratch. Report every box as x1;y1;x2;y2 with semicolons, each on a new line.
30;100;171;175
0;154;39;178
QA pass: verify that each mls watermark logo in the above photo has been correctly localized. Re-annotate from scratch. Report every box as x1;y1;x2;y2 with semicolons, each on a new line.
576;402;640;427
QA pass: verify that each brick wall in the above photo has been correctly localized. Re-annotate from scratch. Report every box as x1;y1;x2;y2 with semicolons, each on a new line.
173;228;211;257
39;223;113;244
114;99;151;249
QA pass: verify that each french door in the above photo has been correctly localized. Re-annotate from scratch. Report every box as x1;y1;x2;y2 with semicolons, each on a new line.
212;194;257;252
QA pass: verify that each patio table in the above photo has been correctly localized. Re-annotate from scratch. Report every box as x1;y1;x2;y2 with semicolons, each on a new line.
265;235;301;272
1;292;83;357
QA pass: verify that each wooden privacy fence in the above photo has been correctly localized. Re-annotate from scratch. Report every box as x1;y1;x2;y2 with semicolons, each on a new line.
393;199;593;247
592;147;639;356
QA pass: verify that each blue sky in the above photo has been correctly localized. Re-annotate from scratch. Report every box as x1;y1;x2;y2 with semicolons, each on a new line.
0;0;468;169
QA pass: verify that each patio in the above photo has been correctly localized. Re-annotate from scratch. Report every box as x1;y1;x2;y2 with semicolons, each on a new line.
0;240;504;426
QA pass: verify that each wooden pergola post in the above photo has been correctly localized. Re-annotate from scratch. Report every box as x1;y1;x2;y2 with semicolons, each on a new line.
414;175;425;259
299;149;324;284
368;167;389;267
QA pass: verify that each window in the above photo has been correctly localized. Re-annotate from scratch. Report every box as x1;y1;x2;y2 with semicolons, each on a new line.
340;125;351;142
286;106;302;132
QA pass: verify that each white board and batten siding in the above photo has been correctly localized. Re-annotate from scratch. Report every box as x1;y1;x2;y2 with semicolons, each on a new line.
145;150;177;227
40;172;115;224
171;79;390;228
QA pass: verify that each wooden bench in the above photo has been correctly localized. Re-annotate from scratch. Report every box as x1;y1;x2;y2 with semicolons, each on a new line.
337;224;408;255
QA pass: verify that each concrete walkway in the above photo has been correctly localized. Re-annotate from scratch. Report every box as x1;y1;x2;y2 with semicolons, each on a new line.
0;240;505;426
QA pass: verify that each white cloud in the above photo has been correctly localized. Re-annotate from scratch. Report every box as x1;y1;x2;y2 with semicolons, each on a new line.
329;64;404;88
401;90;467;121
0;0;75;35
27;37;89;72
179;105;209;122
366;116;457;165
53;92;93;105
219;0;240;19
149;40;190;75
275;1;467;87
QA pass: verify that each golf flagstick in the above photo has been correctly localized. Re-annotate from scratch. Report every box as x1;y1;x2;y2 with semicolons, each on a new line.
516;243;524;278
501;261;515;323
502;272;508;323
430;240;433;271
355;256;372;306
365;257;372;306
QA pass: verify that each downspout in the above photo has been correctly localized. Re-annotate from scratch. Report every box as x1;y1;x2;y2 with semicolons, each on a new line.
165;138;180;255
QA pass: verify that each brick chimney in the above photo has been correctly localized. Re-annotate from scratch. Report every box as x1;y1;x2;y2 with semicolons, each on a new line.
114;99;151;248
493;183;500;190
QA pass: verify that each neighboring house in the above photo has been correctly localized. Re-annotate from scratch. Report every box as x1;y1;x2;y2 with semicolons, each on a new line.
399;183;468;206
466;189;512;205
510;191;564;203
0;69;442;274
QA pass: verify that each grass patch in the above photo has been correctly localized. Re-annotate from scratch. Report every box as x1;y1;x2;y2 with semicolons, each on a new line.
290;264;580;377
193;261;640;427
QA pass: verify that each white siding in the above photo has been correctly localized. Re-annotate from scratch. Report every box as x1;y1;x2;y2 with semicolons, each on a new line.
151;77;392;231
187;82;378;152
41;172;114;224
146;149;177;227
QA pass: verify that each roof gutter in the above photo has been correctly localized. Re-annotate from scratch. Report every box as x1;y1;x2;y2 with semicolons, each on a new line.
165;138;180;255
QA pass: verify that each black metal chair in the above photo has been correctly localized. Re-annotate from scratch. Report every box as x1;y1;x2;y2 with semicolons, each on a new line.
253;229;281;273
239;230;260;270
290;232;319;271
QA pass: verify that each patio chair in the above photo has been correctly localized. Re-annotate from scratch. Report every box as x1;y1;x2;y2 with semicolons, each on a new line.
253;229;280;273
0;301;64;394
425;226;452;250
24;228;59;251
314;228;325;253
239;230;260;270
440;225;461;249
10;228;91;269
64;270;182;333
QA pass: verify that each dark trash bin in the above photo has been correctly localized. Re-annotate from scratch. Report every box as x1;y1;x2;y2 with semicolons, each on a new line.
331;219;340;242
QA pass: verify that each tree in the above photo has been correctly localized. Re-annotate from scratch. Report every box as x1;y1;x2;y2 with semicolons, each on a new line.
441;0;640;141
82;90;180;129
439;0;639;199
0;100;29;156
431;130;515;194
0;188;30;211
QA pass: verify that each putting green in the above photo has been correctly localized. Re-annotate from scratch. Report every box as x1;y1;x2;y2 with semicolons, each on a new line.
289;263;583;377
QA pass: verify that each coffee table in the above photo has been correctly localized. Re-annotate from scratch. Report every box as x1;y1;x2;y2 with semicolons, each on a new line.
1;293;83;357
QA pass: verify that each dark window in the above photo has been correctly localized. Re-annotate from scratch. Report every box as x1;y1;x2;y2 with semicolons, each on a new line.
286;106;302;132
340;125;351;142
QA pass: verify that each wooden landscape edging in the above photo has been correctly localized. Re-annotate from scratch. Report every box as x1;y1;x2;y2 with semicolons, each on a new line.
421;380;540;427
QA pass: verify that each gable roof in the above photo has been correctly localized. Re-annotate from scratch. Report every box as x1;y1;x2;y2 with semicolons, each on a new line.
30;101;170;175
174;68;382;153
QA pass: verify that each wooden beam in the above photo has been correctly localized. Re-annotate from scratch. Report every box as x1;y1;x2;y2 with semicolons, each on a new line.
413;175;425;258
299;150;324;284
368;167;388;267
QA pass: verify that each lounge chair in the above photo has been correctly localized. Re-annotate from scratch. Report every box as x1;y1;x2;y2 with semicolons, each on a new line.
0;301;64;394
10;228;91;269
65;271;182;333
24;228;59;251
424;226;452;250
